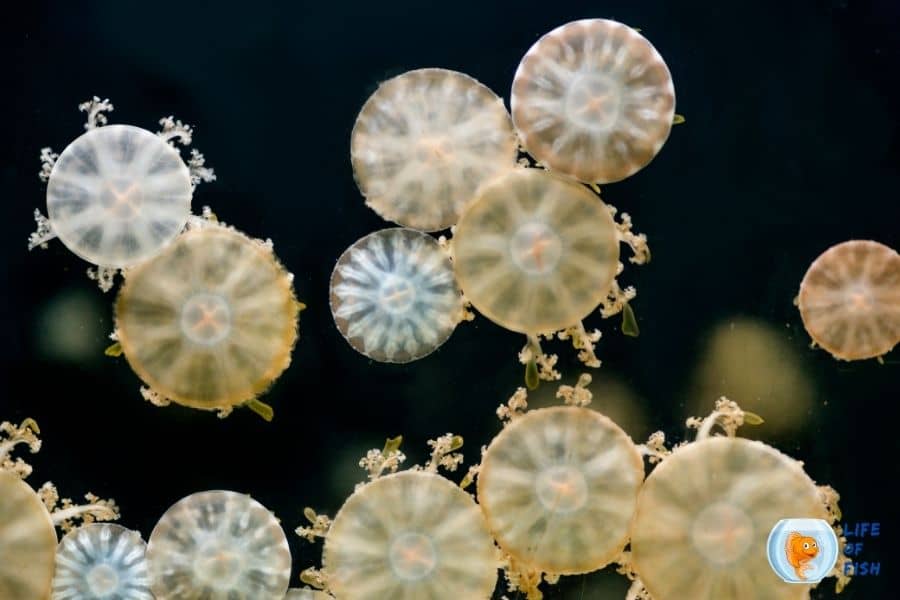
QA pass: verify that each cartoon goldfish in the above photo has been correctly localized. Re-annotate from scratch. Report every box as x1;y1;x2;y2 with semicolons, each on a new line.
785;532;819;579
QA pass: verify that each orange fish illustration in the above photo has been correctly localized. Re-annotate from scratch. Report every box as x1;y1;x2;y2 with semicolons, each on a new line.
785;531;819;579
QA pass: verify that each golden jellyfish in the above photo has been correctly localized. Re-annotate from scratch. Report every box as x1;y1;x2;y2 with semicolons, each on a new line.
0;469;57;599
477;406;643;574
323;470;498;599
285;589;332;599
29;97;215;282
113;223;302;419
797;240;900;361
351;68;518;231
52;523;152;600
511;19;675;183
146;490;292;600
330;228;463;363
452;167;648;382
628;400;846;600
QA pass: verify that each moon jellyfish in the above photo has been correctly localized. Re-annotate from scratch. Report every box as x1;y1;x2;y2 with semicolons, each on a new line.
146;490;292;600
452;167;647;382
351;68;518;231
52;523;152;600
0;470;57;600
628;400;846;600
478;405;643;574
797;240;900;361
323;470;498;599
511;19;675;183
29;97;215;282
114;225;302;418
330;228;463;363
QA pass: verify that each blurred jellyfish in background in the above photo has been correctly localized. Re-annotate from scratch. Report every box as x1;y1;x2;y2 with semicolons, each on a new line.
797;240;899;361
687;317;814;437
29;97;216;291
351;68;518;232
33;288;108;367
146;490;292;600
330;228;463;363
111;220;303;420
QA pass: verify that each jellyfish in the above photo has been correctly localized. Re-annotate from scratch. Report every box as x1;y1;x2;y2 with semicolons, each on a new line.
146;490;292;600
330;228;463;363
285;589;332;599
796;240;900;361
478;405;643;575
452;167;648;382
29;97;215;289
511;19;675;184
322;470;498;599
52;523;152;600
113;223;302;418
627;400;846;600
0;419;120;600
351;68;518;231
0;469;57;599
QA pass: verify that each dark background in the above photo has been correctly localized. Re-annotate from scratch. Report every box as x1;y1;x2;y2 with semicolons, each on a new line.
3;0;898;597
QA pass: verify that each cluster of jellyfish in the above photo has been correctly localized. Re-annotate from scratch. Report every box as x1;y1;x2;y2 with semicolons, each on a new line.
28;97;304;420
329;18;669;386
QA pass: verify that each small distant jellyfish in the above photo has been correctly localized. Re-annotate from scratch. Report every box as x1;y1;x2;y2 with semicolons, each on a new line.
114;224;302;418
797;240;900;361
478;405;643;575
52;523;152;600
452;167;647;381
29;97;215;284
330;228;463;363
146;490;292;600
511;19;675;183
0;469;57;600
323;470;498;599
628;400;844;600
351;68;518;231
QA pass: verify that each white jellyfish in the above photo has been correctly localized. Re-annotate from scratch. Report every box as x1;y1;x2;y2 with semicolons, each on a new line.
29;97;215;288
330;228;463;362
52;523;152;600
146;490;292;600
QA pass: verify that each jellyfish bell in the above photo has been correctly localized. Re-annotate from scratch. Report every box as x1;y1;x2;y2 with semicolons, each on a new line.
330;228;463;363
351;68;518;231
477;406;644;574
511;18;675;183
797;240;900;361
453;168;620;336
284;589;332;599
114;224;302;416
630;437;829;599
52;523;152;600
146;490;292;600
45;124;192;268
0;470;57;600
323;470;498;599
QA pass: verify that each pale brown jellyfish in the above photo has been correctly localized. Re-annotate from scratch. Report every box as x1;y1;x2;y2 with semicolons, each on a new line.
0;469;57;599
478;406;643;575
351;68;518;231
323;470;498;599
797;240;900;361
114;224;302;418
452;167;647;382
629;401;840;600
146;490;292;600
511;19;675;183
330;228;463;363
285;588;332;599
29;97;215;288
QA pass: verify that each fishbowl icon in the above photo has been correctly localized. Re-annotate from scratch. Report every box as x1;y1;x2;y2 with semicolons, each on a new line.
766;518;839;583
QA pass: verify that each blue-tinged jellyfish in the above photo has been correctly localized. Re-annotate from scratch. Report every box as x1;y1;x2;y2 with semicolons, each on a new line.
52;523;152;600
